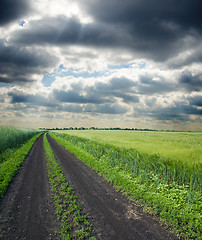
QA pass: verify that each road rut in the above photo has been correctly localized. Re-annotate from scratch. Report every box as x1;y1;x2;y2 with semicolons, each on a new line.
47;133;177;240
0;134;58;240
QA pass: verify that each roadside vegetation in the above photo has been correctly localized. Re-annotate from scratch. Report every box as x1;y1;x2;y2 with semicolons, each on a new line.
0;126;39;154
54;130;202;164
0;126;40;164
50;131;202;240
43;134;96;240
0;132;42;198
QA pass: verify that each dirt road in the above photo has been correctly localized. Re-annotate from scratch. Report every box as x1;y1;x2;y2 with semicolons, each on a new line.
0;133;177;240
0;134;58;240
47;134;177;240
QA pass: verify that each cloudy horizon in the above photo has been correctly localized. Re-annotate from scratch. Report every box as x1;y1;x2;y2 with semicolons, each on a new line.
0;0;202;131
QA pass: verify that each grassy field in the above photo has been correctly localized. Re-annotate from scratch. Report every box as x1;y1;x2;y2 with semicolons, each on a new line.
0;133;42;198
50;130;202;239
0;126;40;165
0;126;42;198
54;130;202;164
0;126;39;154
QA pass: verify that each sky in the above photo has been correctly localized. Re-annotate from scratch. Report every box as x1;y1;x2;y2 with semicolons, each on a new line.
0;0;202;130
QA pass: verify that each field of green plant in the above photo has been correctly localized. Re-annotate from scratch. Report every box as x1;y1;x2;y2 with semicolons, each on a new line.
0;127;96;239
1;127;201;239
0;126;40;165
0;126;39;154
0;132;42;198
54;130;202;164
50;130;202;239
0;126;42;198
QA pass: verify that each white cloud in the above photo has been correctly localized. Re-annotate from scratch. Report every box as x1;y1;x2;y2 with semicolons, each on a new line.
32;0;93;23
0;0;201;130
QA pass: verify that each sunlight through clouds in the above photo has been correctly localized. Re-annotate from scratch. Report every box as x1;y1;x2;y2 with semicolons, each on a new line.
0;0;201;130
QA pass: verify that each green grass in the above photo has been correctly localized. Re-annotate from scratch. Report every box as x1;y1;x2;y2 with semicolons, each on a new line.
54;130;202;165
43;134;96;240
50;132;202;240
0;126;40;155
0;133;42;198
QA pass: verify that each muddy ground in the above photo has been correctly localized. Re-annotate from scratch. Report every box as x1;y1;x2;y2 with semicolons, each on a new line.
0;133;177;240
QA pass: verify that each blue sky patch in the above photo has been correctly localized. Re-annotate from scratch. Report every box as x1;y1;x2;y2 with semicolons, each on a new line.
19;20;25;27
42;75;56;87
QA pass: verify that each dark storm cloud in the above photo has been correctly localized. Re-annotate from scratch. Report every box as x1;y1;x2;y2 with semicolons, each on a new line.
81;0;202;32
9;92;44;104
10;15;177;61
0;41;58;84
179;71;202;92
11;16;126;47
169;102;202;116
9;0;202;61
150;109;190;122
86;77;139;103
138;75;177;95
7;87;128;115
0;0;30;25
167;48;202;68
79;0;202;61
12;17;81;45
113;92;139;104
188;96;202;107
8;92;57;108
135;102;202;122
53;89;104;104
6;76;136;115
97;77;136;91
7;77;137;113
7;89;85;114
53;77;139;105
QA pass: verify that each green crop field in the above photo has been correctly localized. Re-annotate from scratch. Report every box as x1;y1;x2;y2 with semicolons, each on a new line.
0;133;42;198
0;126;39;154
50;130;202;239
54;130;202;164
0;126;41;165
0;126;42;198
1;126;201;239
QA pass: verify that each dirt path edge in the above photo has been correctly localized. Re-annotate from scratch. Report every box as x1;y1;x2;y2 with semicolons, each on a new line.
47;133;177;240
0;134;59;240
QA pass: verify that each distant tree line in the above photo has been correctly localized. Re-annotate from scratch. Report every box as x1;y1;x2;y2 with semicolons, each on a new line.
40;127;176;132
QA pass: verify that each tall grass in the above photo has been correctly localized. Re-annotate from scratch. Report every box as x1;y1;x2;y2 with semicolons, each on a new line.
51;132;201;192
0;133;42;198
0;126;39;154
55;130;202;165
50;132;202;239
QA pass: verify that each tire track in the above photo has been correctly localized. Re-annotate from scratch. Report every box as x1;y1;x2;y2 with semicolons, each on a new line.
0;134;59;240
47;133;177;240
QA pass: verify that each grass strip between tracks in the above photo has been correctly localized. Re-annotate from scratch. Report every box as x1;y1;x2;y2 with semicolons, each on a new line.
50;132;202;240
43;134;96;240
0;133;43;198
